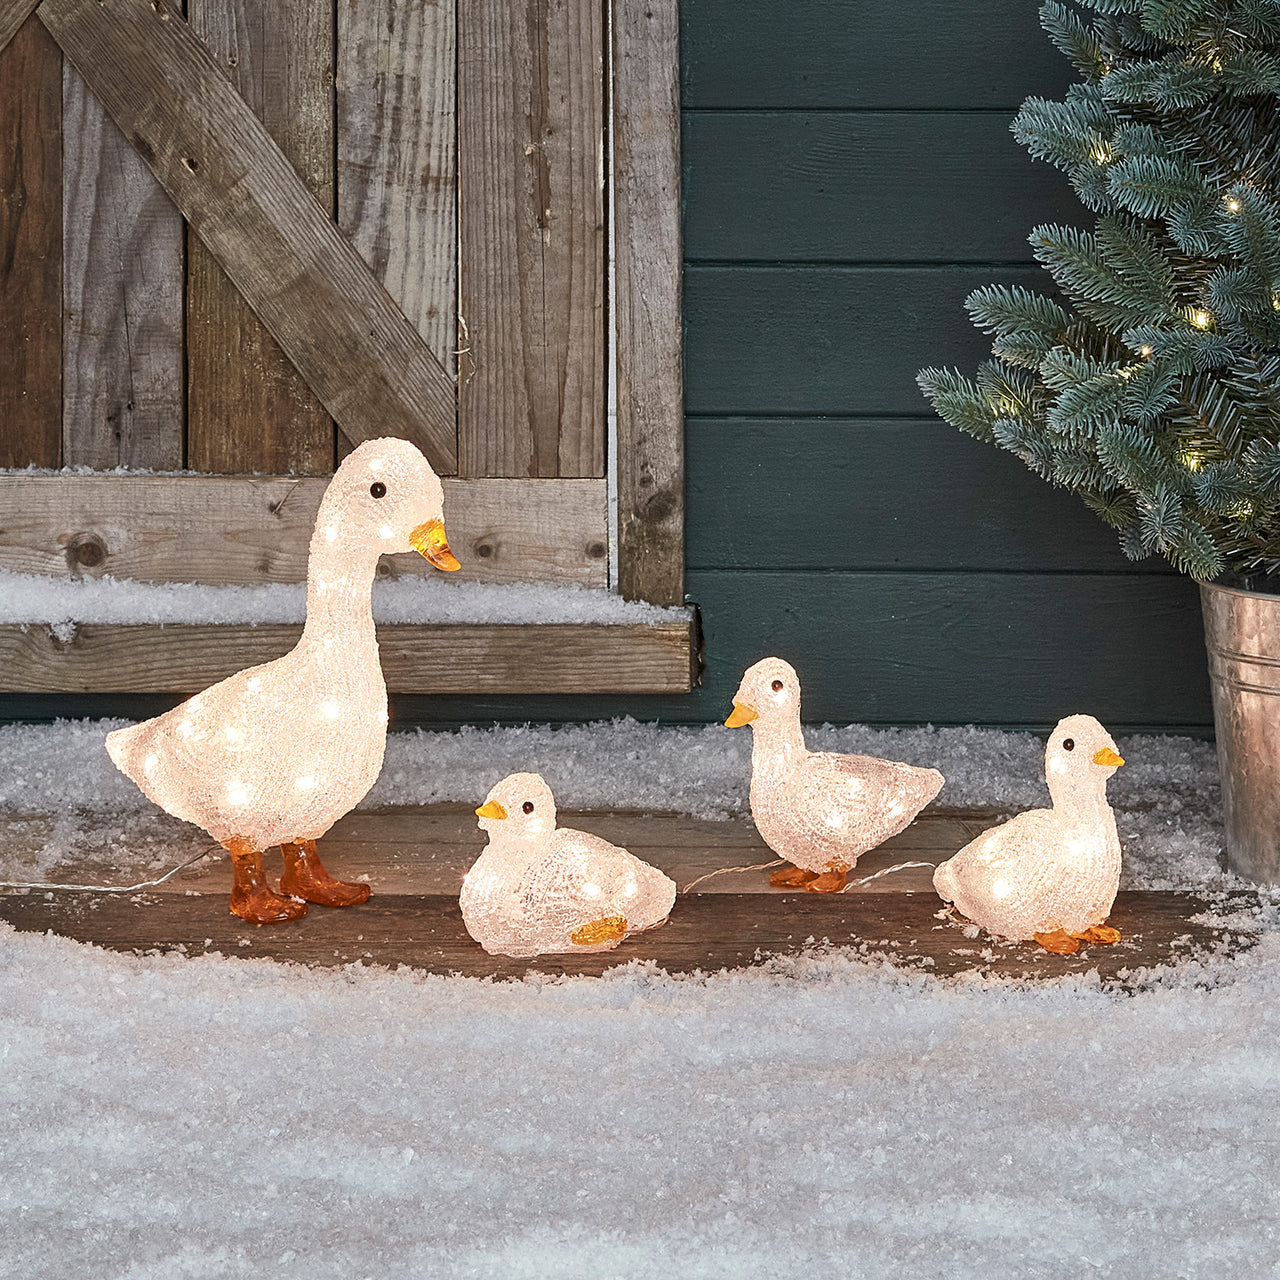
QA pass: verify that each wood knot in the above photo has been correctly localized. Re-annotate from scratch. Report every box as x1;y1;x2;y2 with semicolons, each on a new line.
64;533;107;571
472;541;495;560
586;541;607;560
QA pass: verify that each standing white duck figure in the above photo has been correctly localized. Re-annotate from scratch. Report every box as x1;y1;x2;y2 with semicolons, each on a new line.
726;657;944;892
461;773;677;958
106;438;461;925
932;714;1125;954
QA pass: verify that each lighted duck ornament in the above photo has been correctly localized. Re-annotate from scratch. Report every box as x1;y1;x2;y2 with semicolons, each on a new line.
106;438;460;925
461;773;677;958
726;657;945;891
932;714;1125;954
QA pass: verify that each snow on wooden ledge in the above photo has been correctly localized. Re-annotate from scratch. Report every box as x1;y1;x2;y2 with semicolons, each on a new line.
0;572;699;694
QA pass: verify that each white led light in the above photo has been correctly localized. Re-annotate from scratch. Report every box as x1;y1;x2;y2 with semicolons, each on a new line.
725;657;943;892
461;773;676;958
934;714;1124;947
103;438;458;926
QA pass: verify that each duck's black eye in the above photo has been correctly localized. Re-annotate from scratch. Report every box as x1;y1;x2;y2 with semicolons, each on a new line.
771;679;784;692
522;800;534;814
370;481;387;499
1063;738;1075;752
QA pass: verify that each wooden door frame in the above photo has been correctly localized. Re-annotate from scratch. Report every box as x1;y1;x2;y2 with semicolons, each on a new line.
0;0;692;695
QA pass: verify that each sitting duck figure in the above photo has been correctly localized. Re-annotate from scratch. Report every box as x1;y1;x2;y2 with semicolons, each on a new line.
106;438;460;925
726;657;944;892
932;714;1125;954
461;773;676;958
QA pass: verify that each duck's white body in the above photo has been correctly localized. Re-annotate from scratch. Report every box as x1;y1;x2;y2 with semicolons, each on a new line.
933;715;1123;941
728;658;944;883
105;438;460;923
462;774;676;958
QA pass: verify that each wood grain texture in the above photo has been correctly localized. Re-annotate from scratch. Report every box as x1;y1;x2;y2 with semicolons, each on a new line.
186;0;334;475
686;419;1172;575
684;569;1212;730
0;0;39;57
0;619;696;692
0;13;61;469
680;0;1073;110
37;0;458;471
338;0;457;373
0;474;608;585
683;112;1079;264
62;66;183;469
684;265;1048;416
457;0;605;477
0;888;1248;984
614;0;684;604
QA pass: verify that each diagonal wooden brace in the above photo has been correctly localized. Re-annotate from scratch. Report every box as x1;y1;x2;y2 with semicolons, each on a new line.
32;0;459;472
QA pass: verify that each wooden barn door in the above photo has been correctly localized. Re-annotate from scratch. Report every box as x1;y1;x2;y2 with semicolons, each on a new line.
0;0;690;694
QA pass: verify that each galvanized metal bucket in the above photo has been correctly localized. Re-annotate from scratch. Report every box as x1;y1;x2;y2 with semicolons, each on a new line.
1201;579;1280;882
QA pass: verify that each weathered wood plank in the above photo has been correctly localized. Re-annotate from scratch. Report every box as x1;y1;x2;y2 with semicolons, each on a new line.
0;13;61;469
37;0;458;471
680;0;1072;110
338;0;456;376
0;475;608;585
686;419;1169;574
0;620;696;693
614;0;684;604
457;0;605;477
0;0;39;58
187;0;335;475
683;569;1212;730
62;68;183;469
0;889;1248;984
684;264;1049;416
683;112;1079;264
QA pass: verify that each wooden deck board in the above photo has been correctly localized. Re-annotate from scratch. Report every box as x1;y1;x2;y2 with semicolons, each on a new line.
0;806;1253;982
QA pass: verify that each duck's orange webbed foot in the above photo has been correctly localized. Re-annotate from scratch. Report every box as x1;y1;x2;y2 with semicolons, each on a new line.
1075;923;1122;945
770;864;819;888
804;864;850;894
1033;929;1080;955
226;841;309;925
280;839;371;908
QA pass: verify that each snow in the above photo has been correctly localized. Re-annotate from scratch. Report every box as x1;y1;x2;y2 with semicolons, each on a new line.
2;717;1274;1276
3;925;1280;1278
0;568;687;628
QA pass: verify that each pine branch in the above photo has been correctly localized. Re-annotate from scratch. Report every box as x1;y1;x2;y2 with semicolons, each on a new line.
1041;1;1111;78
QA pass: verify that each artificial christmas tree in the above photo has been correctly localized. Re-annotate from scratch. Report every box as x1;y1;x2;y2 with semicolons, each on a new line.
919;0;1280;583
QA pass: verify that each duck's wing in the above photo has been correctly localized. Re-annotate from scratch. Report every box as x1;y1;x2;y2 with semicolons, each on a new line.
783;752;943;851
517;829;672;935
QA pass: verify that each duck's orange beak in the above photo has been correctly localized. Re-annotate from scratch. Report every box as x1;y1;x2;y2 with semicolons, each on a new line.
476;800;507;820
1092;747;1124;768
725;702;758;728
410;518;461;571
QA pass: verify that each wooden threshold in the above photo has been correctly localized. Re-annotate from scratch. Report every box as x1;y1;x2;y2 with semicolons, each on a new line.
0;806;1255;983
0;619;698;693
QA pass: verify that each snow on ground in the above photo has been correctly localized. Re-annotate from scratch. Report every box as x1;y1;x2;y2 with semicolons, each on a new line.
0;568;686;631
3;926;1280;1278
3;718;1273;1277
0;717;1229;892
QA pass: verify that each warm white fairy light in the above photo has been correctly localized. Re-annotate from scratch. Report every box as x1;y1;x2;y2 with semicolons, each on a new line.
932;714;1124;954
725;657;944;892
461;773;676;958
106;438;461;926
1191;308;1213;329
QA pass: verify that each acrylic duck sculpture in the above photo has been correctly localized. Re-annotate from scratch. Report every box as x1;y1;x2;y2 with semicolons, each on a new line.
932;714;1124;954
106;438;461;925
461;773;677;958
726;657;944;892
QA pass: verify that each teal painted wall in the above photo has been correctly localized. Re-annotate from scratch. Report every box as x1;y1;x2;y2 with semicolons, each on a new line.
0;1;1214;731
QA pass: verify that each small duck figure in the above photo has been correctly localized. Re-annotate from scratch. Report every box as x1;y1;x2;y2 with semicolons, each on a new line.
932;714;1125;954
106;438;461;925
462;773;676;958
726;657;944;892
